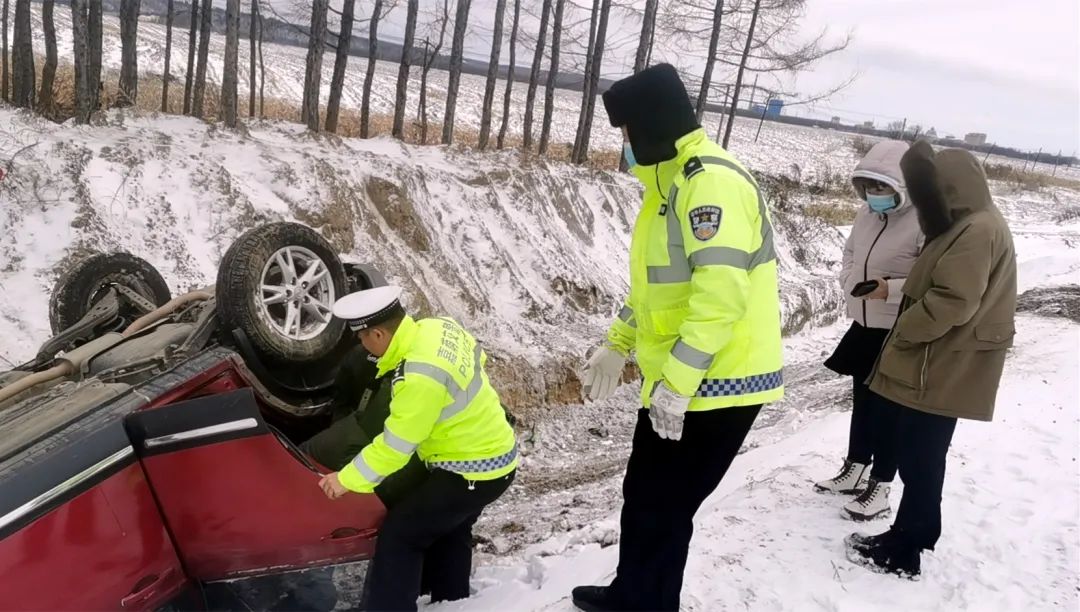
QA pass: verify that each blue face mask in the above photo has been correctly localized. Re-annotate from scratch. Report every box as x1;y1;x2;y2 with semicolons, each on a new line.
623;143;637;168
867;193;897;213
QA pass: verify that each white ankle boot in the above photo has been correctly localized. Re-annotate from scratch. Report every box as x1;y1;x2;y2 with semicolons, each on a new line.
814;460;869;494
842;478;892;521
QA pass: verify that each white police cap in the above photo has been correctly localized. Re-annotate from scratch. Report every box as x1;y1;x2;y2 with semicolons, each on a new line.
332;286;404;331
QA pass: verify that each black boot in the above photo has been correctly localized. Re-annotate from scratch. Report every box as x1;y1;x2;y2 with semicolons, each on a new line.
845;528;921;578
572;586;619;611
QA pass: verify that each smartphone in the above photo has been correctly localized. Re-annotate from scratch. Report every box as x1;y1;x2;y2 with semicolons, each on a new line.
851;280;880;298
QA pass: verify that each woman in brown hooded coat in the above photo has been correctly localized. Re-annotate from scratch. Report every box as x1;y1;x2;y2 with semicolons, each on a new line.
846;140;1017;578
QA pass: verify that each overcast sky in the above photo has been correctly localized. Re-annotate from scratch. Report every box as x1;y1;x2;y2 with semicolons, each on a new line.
277;0;1079;153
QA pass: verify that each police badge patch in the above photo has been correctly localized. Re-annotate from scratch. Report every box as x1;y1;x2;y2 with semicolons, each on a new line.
689;206;722;241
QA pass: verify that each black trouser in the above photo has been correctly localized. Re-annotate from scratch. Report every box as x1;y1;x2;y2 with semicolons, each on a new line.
609;405;761;611
847;381;901;482
361;469;515;611
888;398;958;551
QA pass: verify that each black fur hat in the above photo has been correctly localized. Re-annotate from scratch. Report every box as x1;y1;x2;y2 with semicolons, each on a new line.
602;64;701;166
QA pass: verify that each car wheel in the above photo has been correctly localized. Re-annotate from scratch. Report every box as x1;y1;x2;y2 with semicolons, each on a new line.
216;223;348;364
49;252;172;334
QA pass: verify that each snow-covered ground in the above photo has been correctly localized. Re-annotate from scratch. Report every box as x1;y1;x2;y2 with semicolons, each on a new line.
451;314;1080;612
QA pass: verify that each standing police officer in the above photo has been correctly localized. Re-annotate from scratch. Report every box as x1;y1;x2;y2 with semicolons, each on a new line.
574;64;785;611
317;286;517;611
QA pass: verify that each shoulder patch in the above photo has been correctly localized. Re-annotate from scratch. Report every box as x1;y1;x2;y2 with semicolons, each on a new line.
689;206;723;241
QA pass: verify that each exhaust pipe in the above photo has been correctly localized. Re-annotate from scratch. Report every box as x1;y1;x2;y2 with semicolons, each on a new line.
123;291;213;337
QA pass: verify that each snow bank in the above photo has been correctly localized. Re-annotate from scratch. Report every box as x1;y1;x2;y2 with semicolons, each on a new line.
0;106;843;416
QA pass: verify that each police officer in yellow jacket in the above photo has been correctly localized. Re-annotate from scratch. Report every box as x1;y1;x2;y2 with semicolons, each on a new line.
317;286;517;611
573;64;784;611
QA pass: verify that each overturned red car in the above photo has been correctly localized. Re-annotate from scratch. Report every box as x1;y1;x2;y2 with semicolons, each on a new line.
0;222;388;610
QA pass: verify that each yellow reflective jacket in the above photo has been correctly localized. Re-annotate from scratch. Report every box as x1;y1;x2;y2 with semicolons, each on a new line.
607;129;784;410
338;316;518;493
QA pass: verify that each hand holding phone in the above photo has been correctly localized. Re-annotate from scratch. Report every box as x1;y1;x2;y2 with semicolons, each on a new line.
851;280;880;298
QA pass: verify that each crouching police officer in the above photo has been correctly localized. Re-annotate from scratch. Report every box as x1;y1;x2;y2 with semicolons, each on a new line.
574;64;784;611
317;286;517;611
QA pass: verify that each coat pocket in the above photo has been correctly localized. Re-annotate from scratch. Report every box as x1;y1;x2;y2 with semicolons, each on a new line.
967;321;1016;350
877;340;928;391
645;305;689;336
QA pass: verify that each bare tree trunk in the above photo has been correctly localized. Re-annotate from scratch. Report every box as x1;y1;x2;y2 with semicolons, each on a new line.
161;0;174;112
695;0;724;121
248;0;257;117
117;0;141;107
360;0;384;138
419;0;450;143
621;0;657;171
442;0;472;145
537;0;564;155
1;0;9;103
39;0;58;112
192;0;212;118
477;0;506;150
391;0;418;139
301;0;328;131
571;0;600;163
183;0;198;113
89;0;102;110
71;0;91;122
257;2;265;117
496;0;520;150
325;0;354;133
572;0;610;164
221;0;240;127
634;0;658;72
418;39;431;142
522;0;552;151
11;0;33;108
722;0;761;149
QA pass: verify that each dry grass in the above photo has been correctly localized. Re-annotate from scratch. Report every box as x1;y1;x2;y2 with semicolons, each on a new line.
851;135;875;158
983;162;1080;191
24;57;622;171
803;200;860;226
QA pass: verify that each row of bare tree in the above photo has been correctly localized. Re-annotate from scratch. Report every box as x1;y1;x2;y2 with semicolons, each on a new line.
0;0;846;161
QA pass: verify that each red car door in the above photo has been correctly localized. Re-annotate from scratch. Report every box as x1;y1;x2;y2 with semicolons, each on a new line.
126;387;385;581
0;420;189;611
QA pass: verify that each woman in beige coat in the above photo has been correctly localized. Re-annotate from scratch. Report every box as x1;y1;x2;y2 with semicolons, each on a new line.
847;141;1016;578
815;140;924;521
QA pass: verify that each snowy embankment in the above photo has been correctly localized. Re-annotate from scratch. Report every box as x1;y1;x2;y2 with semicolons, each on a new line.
0;106;842;416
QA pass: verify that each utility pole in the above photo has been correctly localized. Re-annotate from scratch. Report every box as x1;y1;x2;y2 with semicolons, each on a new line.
754;98;768;142
747;73;759;108
1028;148;1043;172
983;144;995;163
716;83;730;143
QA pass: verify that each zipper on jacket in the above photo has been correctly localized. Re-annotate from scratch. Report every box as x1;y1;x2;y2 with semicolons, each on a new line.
862;214;889;326
918;343;931;398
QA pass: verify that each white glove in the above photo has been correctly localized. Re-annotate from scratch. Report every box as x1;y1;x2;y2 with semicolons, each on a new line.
649;382;691;441
581;344;626;402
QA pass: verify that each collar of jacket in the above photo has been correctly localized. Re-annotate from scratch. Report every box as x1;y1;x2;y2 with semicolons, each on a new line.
628;128;709;199
377;314;418;377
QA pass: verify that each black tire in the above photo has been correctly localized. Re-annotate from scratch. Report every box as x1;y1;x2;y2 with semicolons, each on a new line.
49;252;171;334
216;223;348;364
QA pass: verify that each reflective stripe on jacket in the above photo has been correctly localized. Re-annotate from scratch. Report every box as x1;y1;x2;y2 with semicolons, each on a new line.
338;316;518;493
608;128;784;410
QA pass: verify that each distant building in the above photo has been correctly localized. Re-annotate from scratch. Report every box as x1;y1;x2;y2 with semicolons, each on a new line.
964;132;988;146
831;116;842;124
750;99;784;118
862;120;875;129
